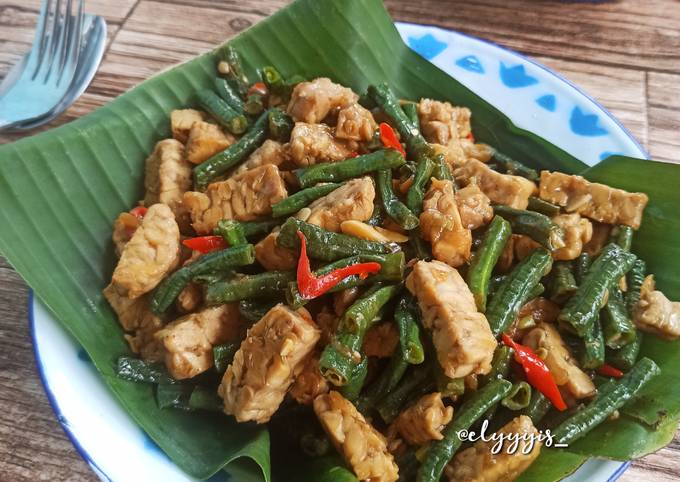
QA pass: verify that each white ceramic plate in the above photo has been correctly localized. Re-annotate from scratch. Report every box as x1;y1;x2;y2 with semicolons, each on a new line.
30;22;646;482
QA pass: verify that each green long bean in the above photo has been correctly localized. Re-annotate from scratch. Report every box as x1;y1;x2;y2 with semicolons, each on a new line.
552;357;659;444
367;83;431;160
466;215;512;312
489;149;539;181
196;90;248;134
580;317;605;369
602;287;636;349
151;244;255;313
338;358;369;401
294;149;405;188
395;295;425;364
574;252;592;284
478;345;513;387
271;183;342;218
194;110;269;189
219;46;248;97
521;391;552;424
548;261;578;304
377;364;433;423
607;333;643;371
559;243;637;337
626;259;646;315
357;354;408;412
610;225;634;251
493;205;565;251
319;284;401;386
376;169;419;230
417;379;513;482
527;197;561;217
268;108;294;142
487;249;553;336
406;157;435;216
215;219;247;246
501;381;532;410
214;77;244;112
205;271;295;304
277;218;396;261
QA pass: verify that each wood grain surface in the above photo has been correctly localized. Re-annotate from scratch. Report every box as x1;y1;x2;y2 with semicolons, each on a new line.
0;1;678;481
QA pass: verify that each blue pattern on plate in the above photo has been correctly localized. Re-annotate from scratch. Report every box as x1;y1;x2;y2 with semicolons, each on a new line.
407;34;447;60
77;348;91;362
536;94;557;112
455;55;484;73
570;106;608;136
499;62;538;88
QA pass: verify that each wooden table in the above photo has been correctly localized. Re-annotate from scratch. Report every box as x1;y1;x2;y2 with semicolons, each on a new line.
0;1;678;480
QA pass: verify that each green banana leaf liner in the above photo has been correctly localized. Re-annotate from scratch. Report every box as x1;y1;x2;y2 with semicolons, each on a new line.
0;0;678;480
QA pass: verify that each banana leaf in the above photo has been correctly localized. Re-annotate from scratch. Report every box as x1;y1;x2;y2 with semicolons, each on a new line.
0;0;677;480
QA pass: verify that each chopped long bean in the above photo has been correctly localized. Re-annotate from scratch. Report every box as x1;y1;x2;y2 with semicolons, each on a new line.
626;259;646;315
194;109;269;189
527;197;561;217
213;342;240;373
376;169;419;230
377;364;433;423
580;317;605;369
478;345;513;387
395;295;425;364
502;381;532;410
493;205;565;251
548;261;578;304
219;46;248;97
214;218;280;240
338;358;369;401
601;287;636;349
205;271;295;304
271;183;342;218
487;249;553;336
268;108;294;142
151;244;255;313
367;83;431;159
215;219;247;246
552;357;659;444
238;299;276;324
432;154;453;181
574;252;592;284
559;243;637;337
196;90;247;134
294;149;405;188
610;225;634;251
214;77;244;112
489;149;539;181
521;391;552;424
406;157;435;216
402;102;419;127
467;215;512;312
277;218;397;261
357;354;409;412
417;379;513;482
607;333;642;371
319;284;401;386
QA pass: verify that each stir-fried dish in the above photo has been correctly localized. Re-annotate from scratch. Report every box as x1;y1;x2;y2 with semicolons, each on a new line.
105;46;673;482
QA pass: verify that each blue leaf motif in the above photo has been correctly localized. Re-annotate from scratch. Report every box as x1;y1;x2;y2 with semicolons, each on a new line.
499;62;538;88
536;94;556;112
408;34;447;60
570;107;608;136
455;55;484;74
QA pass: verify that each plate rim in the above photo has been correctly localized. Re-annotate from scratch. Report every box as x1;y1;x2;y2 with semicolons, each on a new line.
29;21;646;482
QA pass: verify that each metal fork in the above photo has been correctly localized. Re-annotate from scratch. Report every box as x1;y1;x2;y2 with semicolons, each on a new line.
0;0;85;129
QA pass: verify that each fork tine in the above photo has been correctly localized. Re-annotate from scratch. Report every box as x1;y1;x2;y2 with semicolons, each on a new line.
41;0;65;82
55;0;73;84
31;0;55;78
57;0;84;85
